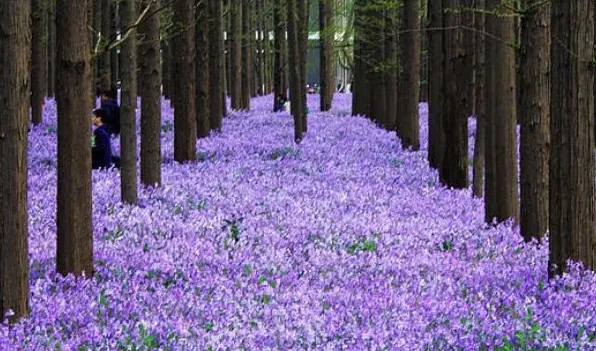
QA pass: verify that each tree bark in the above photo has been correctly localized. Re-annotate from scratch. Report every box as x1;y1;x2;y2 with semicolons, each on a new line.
472;0;485;198
209;0;224;130
139;0;162;187
241;0;253;110
297;0;308;132
352;0;371;118
196;0;211;136
485;0;519;224
32;0;47;125
273;0;288;109
48;0;57;97
287;0;304;142
397;0;421;150
427;0;444;168
549;0;595;276
56;0;94;277
520;0;550;241
110;1;119;85
120;0;138;204
319;0;334;111
384;5;398;130
230;1;242;109
99;0;112;90
0;0;31;321
173;0;197;162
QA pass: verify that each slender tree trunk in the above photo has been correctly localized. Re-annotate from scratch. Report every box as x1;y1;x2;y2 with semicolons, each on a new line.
0;0;31;321
352;0;370;117
120;0;138;204
209;0;224;130
32;0;47;125
241;0;253;109
110;1;119;85
47;0;57;97
173;0;197;162
287;0;304;141
384;5;398;130
319;0;334;111
99;0;112;90
520;0;550;241
485;0;519;223
472;0;485;197
225;0;232;99
549;0;595;276
397;0;421;150
439;0;467;187
196;0;211;136
230;1;242;109
427;0;444;168
139;0;161;187
273;0;288;109
461;0;474;114
56;0;94;277
297;0;308;132
162;39;171;99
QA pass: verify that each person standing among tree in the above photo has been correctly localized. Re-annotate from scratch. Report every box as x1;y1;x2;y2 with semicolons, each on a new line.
100;88;121;136
91;109;114;170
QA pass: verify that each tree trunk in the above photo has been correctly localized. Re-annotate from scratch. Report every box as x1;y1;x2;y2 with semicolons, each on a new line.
520;0;550;241
273;0;288;109
162;39;171;99
287;0;304;142
297;0;308;132
209;0;224;130
196;0;211;136
397;0;421;150
32;0;47;125
241;0;253;110
139;0;162;187
472;0;485;198
427;0;444;167
56;0;94;277
230;1;242;109
0;0;31;321
110;1;119;85
319;0;334;111
47;0;57;97
93;0;102;92
439;0;467;188
549;0;595;276
485;0;519;224
384;5;398;130
352;0;370;117
120;0;138;205
173;0;197;162
99;0;112;90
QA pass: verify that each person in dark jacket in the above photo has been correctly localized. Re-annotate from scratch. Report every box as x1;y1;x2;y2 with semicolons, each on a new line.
100;88;121;136
92;109;113;170
275;94;287;112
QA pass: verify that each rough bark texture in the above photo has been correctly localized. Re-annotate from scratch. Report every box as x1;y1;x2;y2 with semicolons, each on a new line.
241;0;253;110
427;0;444;168
472;0;485;198
549;0;595;276
209;0;224;130
32;0;47;125
384;5;398;130
398;0;421;150
230;1;242;109
319;0;334;111
173;0;197;162
48;0;56;97
273;0;288;109
196;0;211;136
120;0;138;204
139;0;161;187
286;0;304;142
56;0;94;277
520;0;550;241
297;0;308;132
485;0;519;224
0;0;31;321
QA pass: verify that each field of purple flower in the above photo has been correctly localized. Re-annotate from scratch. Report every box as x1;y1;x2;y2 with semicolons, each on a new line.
2;94;595;350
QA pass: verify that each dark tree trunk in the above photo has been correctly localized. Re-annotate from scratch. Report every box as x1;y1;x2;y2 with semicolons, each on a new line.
241;0;253;109
209;0;224;130
56;0;94;277
255;0;264;95
397;0;421;150
549;0;595;276
384;5;398;130
32;0;47;125
297;0;308;132
472;0;485;198
110;1;119;85
139;0;162;187
225;0;232;99
93;0;102;91
485;0;519;224
99;0;112;90
0;0;31;321
196;0;211;136
520;0;550;241
120;0;138;205
461;0;474;114
319;0;334;111
427;0;444;168
287;0;304;142
47;0;57;97
352;0;370;117
162;39;171;99
173;0;197;162
273;0;288;109
439;0;467;188
366;0;385;125
230;1;242;109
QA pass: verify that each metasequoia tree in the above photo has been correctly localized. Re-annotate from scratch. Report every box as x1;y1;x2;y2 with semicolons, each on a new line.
56;0;94;277
0;0;31;321
384;3;398;130
472;0;486;198
241;0;253;110
549;0;595;276
230;1;242;109
209;0;224;130
427;0;444;168
286;0;304;141
273;0;288;110
196;0;211;136
32;0;47;125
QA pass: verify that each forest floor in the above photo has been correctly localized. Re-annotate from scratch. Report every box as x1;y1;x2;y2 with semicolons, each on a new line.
2;94;595;350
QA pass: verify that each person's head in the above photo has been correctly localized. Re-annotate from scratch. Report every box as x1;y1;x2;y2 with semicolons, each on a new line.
100;88;117;102
92;108;107;127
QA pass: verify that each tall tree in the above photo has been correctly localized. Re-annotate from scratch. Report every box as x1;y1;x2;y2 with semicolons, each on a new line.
32;0;47;125
352;0;370;117
99;0;112;90
241;0;253;110
48;0;57;97
196;0;211;136
209;0;224;130
397;0;421;150
139;0;162;187
296;0;308;132
230;1;242;109
384;4;398;130
56;0;94;277
273;0;288;110
0;0;31;321
120;0;138;204
319;0;334;111
286;0;304;141
110;1;119;85
472;0;486;198
173;0;197;162
519;0;550;241
549;0;595;276
427;0;444;167
484;0;519;224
